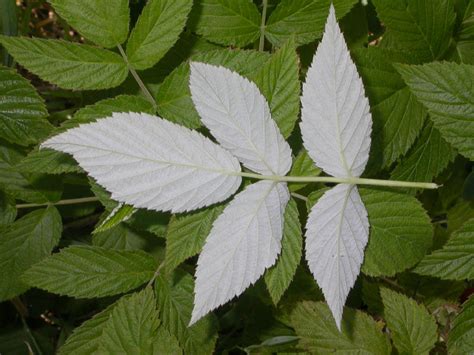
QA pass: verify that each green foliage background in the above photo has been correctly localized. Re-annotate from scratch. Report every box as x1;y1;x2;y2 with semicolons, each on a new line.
0;0;473;353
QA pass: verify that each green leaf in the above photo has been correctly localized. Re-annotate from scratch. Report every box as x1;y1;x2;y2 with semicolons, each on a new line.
156;49;270;128
126;0;193;70
15;148;81;174
265;0;358;46
190;0;261;47
100;288;161;354
252;39;300;138
391;122;457;188
414;218;474;280
448;296;474;354
0;36;128;90
0;206;62;301
59;302;116;355
288;149;321;192
372;0;455;62
380;288;437;355
93;223;155;251
353;48;427;169
0;65;52;145
48;0;129;48
155;269;218;355
22;245;157;298
0;142;63;203
291;301;391;354
60;290;182;354
264;199;302;305
165;204;224;272
0;190;16;226
93;203;136;234
452;0;474;64
360;188;433;276
396;62;474;160
61;94;155;131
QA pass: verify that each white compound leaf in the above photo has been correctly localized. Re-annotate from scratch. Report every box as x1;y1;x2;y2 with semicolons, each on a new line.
42;112;242;213
190;181;290;325
300;5;372;178
190;62;292;176
305;184;369;329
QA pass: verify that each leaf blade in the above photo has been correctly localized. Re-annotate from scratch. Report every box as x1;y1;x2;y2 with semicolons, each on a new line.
300;5;372;178
0;36;128;90
42;112;242;213
190;62;292;175
305;184;369;328
191;181;290;324
22;246;157;298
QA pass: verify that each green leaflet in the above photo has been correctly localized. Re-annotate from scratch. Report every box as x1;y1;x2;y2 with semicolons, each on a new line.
126;0;193;70
291;301;391;354
61;95;155;131
59;302;117;355
93;223;156;252
0;143;63;203
100;288;161;354
414;218;474;280
448;296;474;354
156;49;270;128
360;188;433;276
265;0;358;46
397;62;474;160
452;0;474;64
380;288;437;355
0;65;52;145
353;48;426;170
190;0;261;47
165;204;224;272
155;269;218;355
391;122;457;189
288;149;322;192
372;0;455;63
22;246;157;298
0;190;16;226
60;290;182;354
15;148;81;174
252;39;300;138
0;36;128;90
264;198;302;305
0;206;62;301
93;203;136;234
48;0;129;48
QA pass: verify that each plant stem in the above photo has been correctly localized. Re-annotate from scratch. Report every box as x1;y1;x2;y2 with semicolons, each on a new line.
291;192;308;202
235;172;439;189
16;197;99;209
146;262;165;288
259;0;268;51
117;44;157;109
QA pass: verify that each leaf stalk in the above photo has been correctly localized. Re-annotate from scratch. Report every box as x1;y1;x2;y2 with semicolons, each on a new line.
258;0;268;51
117;44;157;109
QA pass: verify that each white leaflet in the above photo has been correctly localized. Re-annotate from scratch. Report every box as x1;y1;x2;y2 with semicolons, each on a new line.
305;184;369;329
190;180;290;325
189;62;292;176
300;5;372;178
42;112;242;213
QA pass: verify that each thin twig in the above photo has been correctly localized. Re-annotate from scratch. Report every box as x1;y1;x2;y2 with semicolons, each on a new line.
291;192;308;202
259;0;268;51
117;44;157;109
146;262;165;288
16;196;100;209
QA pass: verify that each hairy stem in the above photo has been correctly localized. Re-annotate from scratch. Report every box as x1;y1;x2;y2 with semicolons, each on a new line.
146;262;165;288
117;44;157;109
235;172;439;189
16;197;99;209
259;0;268;51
